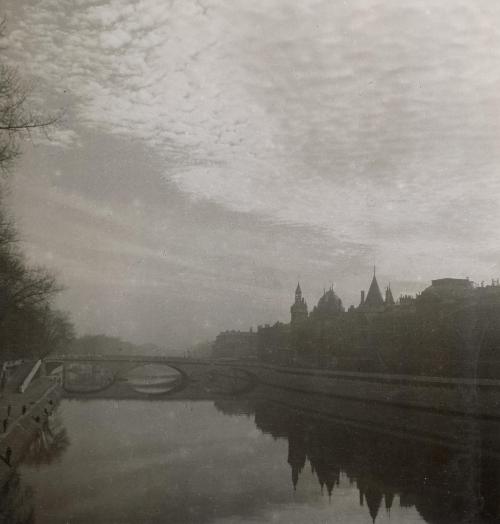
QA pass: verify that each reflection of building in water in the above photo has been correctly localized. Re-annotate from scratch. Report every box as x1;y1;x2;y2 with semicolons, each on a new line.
217;399;497;524
287;423;306;491
213;399;256;418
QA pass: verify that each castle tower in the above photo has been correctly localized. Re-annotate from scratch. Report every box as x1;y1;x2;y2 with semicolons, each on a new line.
291;282;308;325
385;284;395;306
364;267;384;307
295;282;303;303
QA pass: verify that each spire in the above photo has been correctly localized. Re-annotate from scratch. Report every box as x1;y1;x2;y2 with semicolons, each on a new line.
385;284;395;306
291;282;308;324
364;272;384;307
365;487;383;524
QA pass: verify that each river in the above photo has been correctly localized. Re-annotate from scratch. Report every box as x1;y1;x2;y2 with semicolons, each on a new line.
3;391;498;523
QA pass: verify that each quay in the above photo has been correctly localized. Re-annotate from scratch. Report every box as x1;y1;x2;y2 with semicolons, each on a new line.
238;362;500;419
0;360;61;487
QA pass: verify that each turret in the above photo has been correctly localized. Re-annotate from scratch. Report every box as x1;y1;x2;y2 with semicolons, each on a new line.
295;282;302;302
363;267;384;308
385;285;395;306
291;282;308;325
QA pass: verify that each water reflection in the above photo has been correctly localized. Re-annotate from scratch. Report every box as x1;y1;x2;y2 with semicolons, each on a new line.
215;397;499;524
123;364;183;395
0;414;68;524
23;416;70;467
7;391;500;523
0;472;35;524
64;363;114;393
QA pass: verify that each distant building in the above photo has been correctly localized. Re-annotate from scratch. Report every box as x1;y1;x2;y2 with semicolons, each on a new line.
431;278;473;289
420;278;474;302
257;322;290;364
398;294;416;306
212;329;257;359
290;282;308;325
418;276;500;311
212;268;500;377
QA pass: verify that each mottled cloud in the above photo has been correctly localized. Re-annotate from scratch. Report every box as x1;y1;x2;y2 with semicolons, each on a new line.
9;1;500;256
5;0;500;344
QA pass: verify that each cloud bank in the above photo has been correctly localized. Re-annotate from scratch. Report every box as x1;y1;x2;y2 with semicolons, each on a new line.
5;0;500;345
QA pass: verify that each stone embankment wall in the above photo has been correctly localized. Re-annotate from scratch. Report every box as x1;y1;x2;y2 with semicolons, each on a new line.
0;377;61;486
239;363;500;419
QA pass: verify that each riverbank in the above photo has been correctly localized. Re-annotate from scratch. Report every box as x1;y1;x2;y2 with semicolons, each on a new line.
0;376;61;487
234;362;500;419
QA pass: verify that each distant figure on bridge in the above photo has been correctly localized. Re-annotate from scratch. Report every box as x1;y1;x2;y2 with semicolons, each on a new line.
2;419;7;432
22;405;26;415
7;405;11;417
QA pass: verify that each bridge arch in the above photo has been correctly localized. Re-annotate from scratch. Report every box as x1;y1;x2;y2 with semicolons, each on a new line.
43;356;259;399
117;363;189;396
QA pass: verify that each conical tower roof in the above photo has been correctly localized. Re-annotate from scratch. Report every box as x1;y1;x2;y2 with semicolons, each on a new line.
365;268;384;307
385;285;395;306
365;487;383;523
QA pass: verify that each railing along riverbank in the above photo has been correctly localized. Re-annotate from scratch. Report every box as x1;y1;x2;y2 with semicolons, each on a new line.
0;369;61;486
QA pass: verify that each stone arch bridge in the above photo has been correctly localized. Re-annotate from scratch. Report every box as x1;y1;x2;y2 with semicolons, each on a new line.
43;355;259;400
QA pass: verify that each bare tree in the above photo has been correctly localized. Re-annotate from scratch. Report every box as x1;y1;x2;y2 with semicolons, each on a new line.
0;18;71;359
0;18;58;172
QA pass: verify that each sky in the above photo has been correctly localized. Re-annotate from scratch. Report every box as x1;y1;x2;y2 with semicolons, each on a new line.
3;0;500;350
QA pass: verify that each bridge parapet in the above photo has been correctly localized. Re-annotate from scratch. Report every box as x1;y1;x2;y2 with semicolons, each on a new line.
45;354;212;364
43;355;258;400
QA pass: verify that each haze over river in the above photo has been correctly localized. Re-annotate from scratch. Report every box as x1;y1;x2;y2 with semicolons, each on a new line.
4;384;496;524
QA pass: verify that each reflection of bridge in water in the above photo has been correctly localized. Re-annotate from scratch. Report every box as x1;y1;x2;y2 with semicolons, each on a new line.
43;355;500;458
43;355;258;400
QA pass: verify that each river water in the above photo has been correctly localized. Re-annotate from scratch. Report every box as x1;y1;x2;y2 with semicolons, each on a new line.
4;392;499;524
